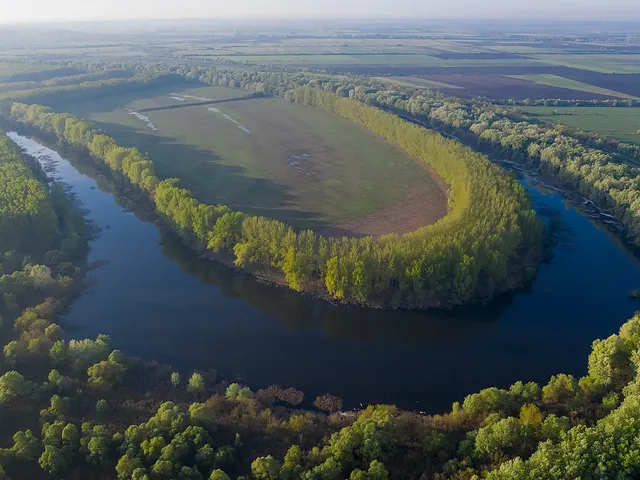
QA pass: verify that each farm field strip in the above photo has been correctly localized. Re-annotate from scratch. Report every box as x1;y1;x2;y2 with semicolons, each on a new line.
375;76;463;89
509;74;640;100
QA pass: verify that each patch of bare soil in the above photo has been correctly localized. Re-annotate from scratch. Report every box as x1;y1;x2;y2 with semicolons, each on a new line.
319;186;447;238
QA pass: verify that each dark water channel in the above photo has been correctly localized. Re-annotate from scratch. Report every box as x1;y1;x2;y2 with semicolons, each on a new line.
9;132;640;413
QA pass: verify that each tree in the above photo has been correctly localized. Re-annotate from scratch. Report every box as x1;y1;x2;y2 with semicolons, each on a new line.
251;456;282;480
542;374;579;405
226;383;253;400
209;469;231;480
39;445;66;476
0;370;29;403
116;454;144;479
188;373;205;394
171;372;181;387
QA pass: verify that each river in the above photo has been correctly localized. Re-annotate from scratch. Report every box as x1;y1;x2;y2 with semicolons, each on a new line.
9;131;640;413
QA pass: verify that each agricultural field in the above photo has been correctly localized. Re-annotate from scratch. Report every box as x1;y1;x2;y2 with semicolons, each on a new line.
531;54;640;74
509;74;639;100
518;106;640;145
57;83;446;232
401;74;626;100
0;62;60;81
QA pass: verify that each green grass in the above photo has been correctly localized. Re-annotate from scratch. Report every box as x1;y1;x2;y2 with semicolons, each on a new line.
518;106;640;145
59;83;443;230
509;74;639;100
531;54;640;74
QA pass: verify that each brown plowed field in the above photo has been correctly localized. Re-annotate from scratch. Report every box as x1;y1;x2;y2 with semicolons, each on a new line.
319;186;448;238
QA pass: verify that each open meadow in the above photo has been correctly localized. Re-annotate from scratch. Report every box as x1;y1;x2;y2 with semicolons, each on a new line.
57;83;446;231
519;106;640;145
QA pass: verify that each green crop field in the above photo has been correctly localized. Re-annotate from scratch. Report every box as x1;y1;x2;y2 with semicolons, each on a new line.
519;106;640;145
59;83;444;230
509;74;639;100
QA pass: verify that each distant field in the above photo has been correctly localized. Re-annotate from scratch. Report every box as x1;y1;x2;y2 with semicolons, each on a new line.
510;74;640;99
0;62;57;81
412;74;621;101
519;106;640;145
532;54;640;74
208;54;537;68
375;76;463;90
59;83;445;231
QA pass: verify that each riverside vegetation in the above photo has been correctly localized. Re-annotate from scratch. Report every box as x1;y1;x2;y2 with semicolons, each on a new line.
3;80;543;309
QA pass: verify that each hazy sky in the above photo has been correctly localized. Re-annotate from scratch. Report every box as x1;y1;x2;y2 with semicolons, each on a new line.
0;0;636;23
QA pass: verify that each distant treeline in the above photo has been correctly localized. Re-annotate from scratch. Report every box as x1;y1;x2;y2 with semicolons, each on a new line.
7;94;542;308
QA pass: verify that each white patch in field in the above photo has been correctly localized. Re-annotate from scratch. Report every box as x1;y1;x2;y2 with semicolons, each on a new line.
124;108;158;132
180;94;213;101
169;96;186;101
206;106;251;134
286;153;315;175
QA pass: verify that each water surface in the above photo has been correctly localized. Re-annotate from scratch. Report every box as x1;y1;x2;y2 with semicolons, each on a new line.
9;132;640;412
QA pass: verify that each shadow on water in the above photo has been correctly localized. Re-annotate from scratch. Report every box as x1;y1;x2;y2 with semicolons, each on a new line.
9;131;640;412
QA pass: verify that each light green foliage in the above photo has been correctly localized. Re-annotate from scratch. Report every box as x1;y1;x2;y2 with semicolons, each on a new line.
209;469;231;480
39;444;66;475
87;349;129;390
187;373;205;394
542;374;579;405
474;417;524;460
11;429;40;460
189;402;218;426
0;370;30;403
251;456;282;480
540;414;571;443
171;372;181;386
225;383;253;400
462;387;516;417
3;340;27;365
117;454;144;479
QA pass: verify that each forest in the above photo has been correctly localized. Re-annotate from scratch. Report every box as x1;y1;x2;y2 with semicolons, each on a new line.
3;84;543;309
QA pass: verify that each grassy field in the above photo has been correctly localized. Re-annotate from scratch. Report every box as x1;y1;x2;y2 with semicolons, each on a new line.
509;74;640;100
519;106;640;145
59;83;444;230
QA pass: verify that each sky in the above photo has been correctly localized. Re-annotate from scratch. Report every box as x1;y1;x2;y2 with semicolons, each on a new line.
0;0;637;24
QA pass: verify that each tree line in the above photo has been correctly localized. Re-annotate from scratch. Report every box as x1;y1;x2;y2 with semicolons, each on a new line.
6;91;542;308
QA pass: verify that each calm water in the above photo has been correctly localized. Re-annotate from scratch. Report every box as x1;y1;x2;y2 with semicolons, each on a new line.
9;132;640;412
